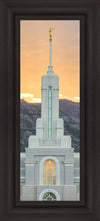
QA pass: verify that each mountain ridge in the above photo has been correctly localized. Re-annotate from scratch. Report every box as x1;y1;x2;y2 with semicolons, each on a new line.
20;99;80;152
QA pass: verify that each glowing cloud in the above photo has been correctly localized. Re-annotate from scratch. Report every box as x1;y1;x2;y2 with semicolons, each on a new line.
59;93;70;100
32;98;41;103
20;93;34;99
73;97;80;101
20;93;80;103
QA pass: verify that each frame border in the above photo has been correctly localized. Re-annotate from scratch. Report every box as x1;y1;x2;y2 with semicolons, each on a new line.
15;14;85;207
0;1;100;221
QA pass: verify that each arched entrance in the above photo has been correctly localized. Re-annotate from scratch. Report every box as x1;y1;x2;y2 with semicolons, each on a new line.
42;192;56;201
39;189;60;201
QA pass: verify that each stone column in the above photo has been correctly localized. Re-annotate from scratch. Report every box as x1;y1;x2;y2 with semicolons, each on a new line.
24;161;36;185
64;161;74;185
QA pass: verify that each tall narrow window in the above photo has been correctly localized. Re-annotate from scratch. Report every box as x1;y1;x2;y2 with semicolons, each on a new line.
43;160;56;185
48;87;52;139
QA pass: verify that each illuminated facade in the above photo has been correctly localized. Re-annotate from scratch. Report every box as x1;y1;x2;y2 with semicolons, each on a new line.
20;28;80;201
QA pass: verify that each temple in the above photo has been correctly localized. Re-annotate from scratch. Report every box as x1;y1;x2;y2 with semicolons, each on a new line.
20;28;80;201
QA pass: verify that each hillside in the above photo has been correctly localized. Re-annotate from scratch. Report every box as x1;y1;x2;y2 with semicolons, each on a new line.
20;99;80;152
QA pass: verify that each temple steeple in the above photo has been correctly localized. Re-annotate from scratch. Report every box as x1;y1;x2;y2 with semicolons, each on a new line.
47;27;54;75
49;27;52;66
49;36;52;66
40;27;60;142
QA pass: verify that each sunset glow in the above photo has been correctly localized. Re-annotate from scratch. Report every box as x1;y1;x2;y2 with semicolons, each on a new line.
20;20;80;103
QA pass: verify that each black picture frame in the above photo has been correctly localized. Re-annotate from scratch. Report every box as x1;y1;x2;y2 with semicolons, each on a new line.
16;15;85;207
0;0;100;221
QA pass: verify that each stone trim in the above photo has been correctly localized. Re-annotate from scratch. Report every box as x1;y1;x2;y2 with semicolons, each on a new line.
24;161;36;165
74;177;80;182
63;161;74;164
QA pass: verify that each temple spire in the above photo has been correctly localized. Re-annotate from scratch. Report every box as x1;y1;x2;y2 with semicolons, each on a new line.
47;27;54;75
49;27;52;66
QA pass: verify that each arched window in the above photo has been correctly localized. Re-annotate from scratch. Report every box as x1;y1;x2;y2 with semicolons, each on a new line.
43;160;56;185
43;192;56;201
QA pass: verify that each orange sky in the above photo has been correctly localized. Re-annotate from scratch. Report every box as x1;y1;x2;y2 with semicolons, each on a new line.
20;20;80;103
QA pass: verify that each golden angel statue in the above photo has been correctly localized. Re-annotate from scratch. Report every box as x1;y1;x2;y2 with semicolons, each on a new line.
49;27;52;40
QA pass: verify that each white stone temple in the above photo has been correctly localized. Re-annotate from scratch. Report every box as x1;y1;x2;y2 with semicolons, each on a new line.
20;28;80;201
